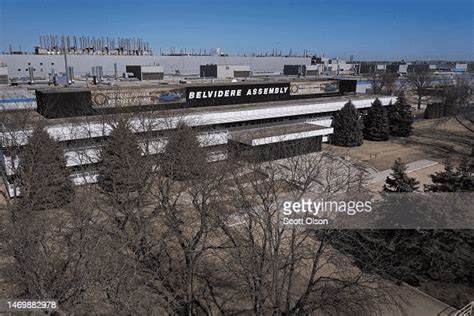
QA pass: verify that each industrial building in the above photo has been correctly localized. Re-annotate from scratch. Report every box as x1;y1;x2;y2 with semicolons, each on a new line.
0;54;312;81
200;64;251;78
309;57;355;75
125;65;164;80
0;77;394;197
0;66;8;85
283;65;320;76
357;61;469;75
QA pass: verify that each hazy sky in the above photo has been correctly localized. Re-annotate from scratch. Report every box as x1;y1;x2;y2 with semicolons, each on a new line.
0;0;473;60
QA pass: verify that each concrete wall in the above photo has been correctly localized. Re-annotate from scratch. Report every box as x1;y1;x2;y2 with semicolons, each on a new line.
0;66;8;84
216;65;251;78
399;64;408;74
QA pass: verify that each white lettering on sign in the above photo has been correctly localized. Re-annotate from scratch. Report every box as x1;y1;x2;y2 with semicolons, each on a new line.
188;86;288;99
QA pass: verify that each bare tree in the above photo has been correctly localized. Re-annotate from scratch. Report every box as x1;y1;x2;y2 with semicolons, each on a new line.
0;110;409;314
369;72;397;95
147;124;229;314
0;120;110;312
407;68;433;110
433;75;474;155
201;151;402;314
441;75;473;131
369;73;385;95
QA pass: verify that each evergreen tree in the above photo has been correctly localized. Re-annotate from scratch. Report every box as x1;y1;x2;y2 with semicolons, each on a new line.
386;99;396;126
388;93;414;137
17;125;74;210
457;157;473;191
424;158;473;192
160;124;207;181
363;98;390;141
331;101;364;147
383;158;420;193
424;159;461;192
98;119;149;193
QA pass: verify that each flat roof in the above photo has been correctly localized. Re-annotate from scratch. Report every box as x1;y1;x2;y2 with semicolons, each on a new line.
54;93;381;124
229;122;332;146
33;76;348;92
0;94;392;131
35;87;91;93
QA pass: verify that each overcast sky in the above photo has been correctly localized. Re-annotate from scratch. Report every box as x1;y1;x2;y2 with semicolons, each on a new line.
1;0;472;60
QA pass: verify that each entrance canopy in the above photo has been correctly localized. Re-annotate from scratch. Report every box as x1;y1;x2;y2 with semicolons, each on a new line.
228;123;333;146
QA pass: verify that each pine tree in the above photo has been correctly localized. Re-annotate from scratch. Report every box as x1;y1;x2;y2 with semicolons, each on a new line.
424;159;461;192
386;100;396;125
424;158;473;192
363;98;390;141
331;101;364;147
160;124;207;181
388;93;414;137
17;125;74;210
457;157;473;191
98;119;149;193
383;158;420;193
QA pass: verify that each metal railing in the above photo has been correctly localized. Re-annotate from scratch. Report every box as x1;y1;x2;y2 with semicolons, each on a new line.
456;302;473;316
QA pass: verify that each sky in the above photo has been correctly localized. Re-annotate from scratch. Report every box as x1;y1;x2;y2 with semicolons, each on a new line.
0;0;473;61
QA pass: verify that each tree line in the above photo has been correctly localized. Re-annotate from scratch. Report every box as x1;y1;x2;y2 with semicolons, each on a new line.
1;120;405;314
331;94;414;148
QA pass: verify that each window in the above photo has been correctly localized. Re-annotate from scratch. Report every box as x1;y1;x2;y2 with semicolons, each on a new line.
17;69;21;71
51;62;54;65
40;62;43;65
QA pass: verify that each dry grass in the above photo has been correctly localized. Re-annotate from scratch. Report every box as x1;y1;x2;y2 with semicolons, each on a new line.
324;117;472;171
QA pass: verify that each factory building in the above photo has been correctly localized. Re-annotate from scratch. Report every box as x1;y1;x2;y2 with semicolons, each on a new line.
0;78;394;197
0;54;311;80
308;58;355;75
357;61;469;75
200;64;251;78
283;65;320;76
0;67;8;85
125;65;164;80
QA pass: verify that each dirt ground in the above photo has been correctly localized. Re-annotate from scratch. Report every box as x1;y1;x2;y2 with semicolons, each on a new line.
0;192;5;208
324;117;473;172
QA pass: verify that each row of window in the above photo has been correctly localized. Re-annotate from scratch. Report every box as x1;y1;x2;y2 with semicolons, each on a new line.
18;68;44;72
17;62;55;71
54;112;336;150
26;62;54;66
